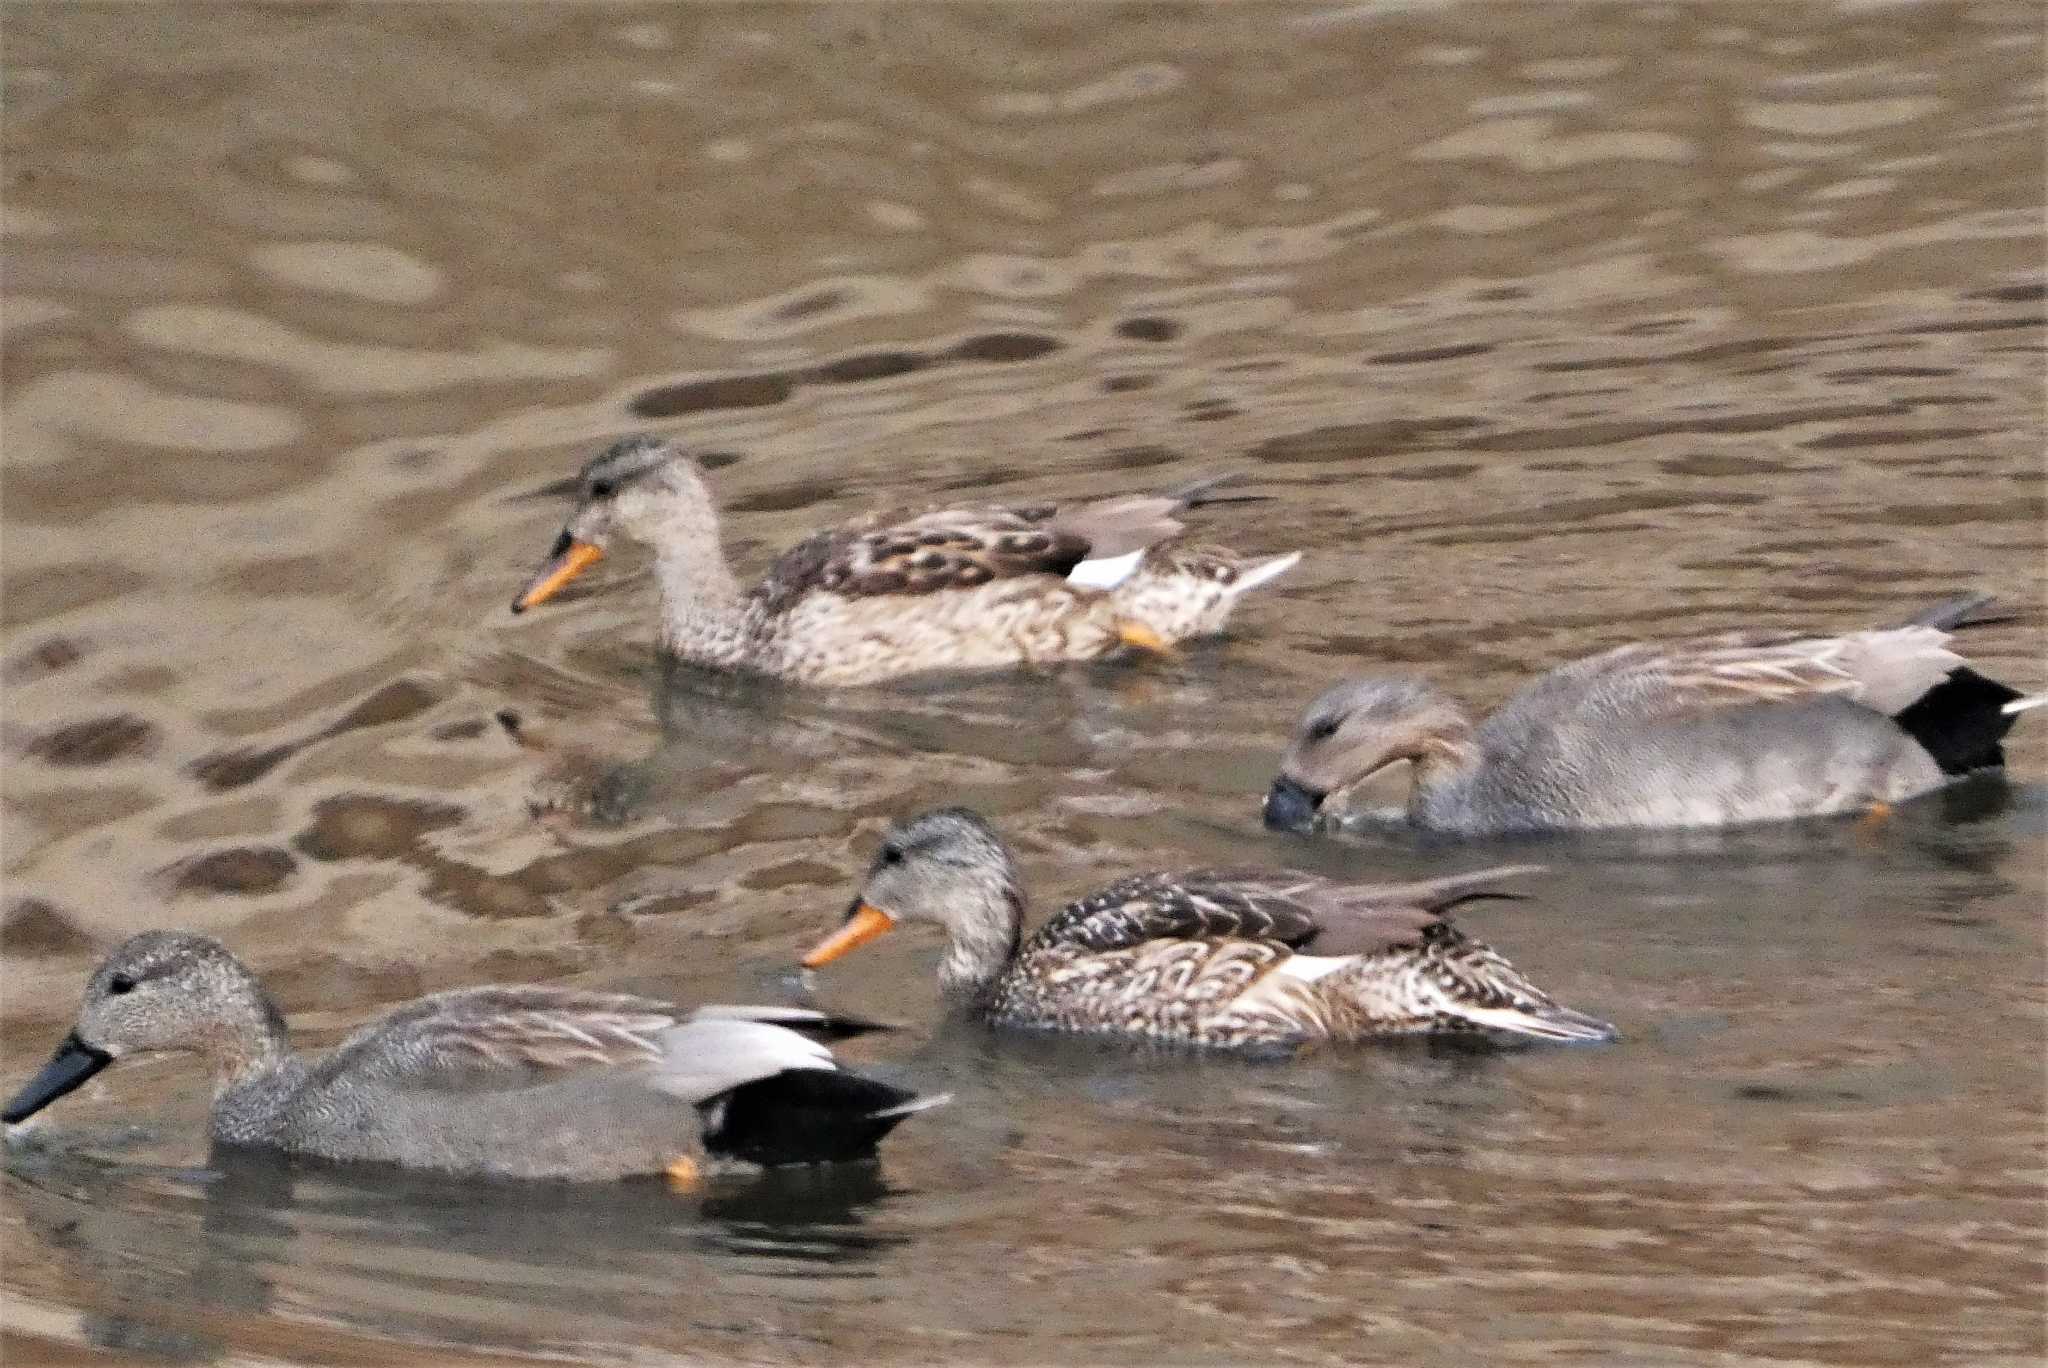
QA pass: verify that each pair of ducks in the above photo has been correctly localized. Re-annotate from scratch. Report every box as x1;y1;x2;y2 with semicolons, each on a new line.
510;436;2037;833
4;820;1594;1182
10;438;2036;1184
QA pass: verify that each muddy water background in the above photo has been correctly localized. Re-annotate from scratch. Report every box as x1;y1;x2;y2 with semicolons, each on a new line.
3;3;2044;1364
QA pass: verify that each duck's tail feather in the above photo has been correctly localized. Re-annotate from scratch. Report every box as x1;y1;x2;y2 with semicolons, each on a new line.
687;1003;901;1040
869;1091;953;1120
1162;470;1249;506
1456;1001;1619;1044
2001;693;2047;715
1897;592;2014;631
1224;550;1302;598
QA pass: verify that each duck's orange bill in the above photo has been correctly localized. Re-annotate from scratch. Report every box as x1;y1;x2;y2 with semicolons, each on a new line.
802;903;897;968
512;540;605;613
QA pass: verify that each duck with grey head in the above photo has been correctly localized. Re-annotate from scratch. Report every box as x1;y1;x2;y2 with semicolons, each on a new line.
509;435;1300;687
1265;593;2043;836
3;931;945;1182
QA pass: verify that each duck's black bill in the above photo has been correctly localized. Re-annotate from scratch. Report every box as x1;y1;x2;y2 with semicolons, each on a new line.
1262;776;1325;832
2;1032;112;1124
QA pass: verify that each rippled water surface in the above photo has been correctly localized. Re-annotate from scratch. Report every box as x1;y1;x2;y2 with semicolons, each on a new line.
4;3;2044;1364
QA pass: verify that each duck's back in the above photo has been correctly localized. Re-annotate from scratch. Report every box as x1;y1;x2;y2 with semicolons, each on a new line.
1442;695;1941;832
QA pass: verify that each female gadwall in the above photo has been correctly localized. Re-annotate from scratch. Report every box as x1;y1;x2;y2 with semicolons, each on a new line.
801;808;1614;1048
510;436;1299;686
1264;594;2043;835
2;932;944;1181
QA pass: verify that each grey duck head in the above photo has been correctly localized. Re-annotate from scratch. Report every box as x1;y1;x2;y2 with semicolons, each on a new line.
511;435;711;613
3;931;284;1125
802;808;1025;988
1264;676;1470;831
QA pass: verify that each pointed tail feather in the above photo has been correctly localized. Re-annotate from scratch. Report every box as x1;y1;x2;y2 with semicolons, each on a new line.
1457;1002;1619;1044
1338;864;1549;915
1897;592;2013;631
1224;551;1302;597
2001;694;2047;715
687;1004;901;1040
871;1091;952;1120
1162;470;1248;506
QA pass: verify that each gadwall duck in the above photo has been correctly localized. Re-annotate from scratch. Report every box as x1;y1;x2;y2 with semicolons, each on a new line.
510;436;1300;686
1265;594;2043;835
801;808;1615;1048
2;932;944;1182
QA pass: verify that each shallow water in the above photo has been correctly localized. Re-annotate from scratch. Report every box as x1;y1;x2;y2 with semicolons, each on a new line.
3;3;2044;1364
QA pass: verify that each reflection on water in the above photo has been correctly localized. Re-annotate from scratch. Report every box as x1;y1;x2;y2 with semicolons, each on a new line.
2;1;2042;1364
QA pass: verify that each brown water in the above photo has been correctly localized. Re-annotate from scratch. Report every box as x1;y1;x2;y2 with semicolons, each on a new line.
4;3;2045;1364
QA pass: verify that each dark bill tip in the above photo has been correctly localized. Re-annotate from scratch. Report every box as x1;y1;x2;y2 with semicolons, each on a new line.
1262;775;1326;833
511;532;603;615
2;1032;113;1125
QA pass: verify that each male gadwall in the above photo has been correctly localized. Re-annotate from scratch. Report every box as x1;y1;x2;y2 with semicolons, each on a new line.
801;808;1615;1048
510;436;1300;686
1265;594;2043;835
3;932;944;1182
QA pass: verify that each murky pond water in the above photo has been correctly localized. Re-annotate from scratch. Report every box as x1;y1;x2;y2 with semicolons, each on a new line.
4;3;2043;1363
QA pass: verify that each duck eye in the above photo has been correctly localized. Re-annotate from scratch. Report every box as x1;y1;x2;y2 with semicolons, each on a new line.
588;480;615;499
107;974;136;995
1306;717;1341;742
878;844;903;866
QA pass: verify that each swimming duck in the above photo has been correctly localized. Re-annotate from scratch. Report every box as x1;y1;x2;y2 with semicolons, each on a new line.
801;808;1614;1048
510;436;1300;686
1265;594;2043;835
2;932;944;1181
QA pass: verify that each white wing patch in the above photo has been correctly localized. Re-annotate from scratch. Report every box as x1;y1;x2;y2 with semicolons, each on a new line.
1273;953;1355;984
1067;547;1146;589
651;1019;836;1104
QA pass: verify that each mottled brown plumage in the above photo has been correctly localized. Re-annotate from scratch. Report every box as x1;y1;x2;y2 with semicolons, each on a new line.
802;809;1617;1050
510;437;1299;685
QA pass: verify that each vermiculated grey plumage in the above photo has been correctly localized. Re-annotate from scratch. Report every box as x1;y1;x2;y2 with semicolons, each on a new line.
1268;596;2035;834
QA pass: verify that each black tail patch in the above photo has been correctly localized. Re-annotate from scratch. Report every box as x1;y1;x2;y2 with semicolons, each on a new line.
1892;666;2025;776
699;1068;929;1167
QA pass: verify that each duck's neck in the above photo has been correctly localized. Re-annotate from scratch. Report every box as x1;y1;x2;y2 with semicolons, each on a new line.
941;885;1026;1000
1408;725;1482;825
206;979;300;1143
646;496;752;668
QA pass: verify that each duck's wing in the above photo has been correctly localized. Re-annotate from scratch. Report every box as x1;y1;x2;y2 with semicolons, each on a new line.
1504;624;1967;729
311;986;680;1091
314;989;879;1096
1032;864;1543;956
752;474;1248;609
1032;869;1327;953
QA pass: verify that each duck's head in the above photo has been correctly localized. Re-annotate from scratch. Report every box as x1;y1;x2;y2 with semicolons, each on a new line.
802;808;1024;992
511;435;711;613
2;932;283;1125
1264;677;1469;831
